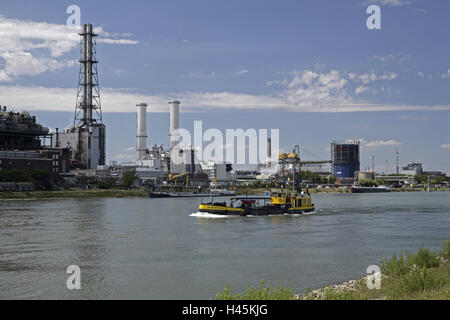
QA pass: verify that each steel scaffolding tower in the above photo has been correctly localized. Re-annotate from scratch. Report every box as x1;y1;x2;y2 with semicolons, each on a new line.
74;24;103;128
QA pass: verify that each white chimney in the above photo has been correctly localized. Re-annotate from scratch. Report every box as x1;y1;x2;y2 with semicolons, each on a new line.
169;100;180;150
137;103;148;160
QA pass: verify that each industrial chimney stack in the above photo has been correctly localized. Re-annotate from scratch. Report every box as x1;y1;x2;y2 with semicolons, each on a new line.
267;138;272;160
169;100;180;150
137;103;148;160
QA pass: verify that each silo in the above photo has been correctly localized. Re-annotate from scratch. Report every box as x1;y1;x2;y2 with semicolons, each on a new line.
331;141;360;178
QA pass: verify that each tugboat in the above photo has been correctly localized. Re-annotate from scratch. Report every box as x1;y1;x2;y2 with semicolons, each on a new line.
198;147;315;216
198;190;315;216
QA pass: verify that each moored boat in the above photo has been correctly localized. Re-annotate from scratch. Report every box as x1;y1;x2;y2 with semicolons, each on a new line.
351;182;392;193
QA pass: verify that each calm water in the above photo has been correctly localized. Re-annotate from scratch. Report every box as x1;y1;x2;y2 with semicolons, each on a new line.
0;192;449;300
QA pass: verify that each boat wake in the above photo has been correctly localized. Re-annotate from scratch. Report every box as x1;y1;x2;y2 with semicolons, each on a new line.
190;211;317;218
190;212;235;218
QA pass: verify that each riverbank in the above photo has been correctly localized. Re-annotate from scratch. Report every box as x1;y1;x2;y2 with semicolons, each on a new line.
1;186;449;200
217;238;450;300
0;189;149;200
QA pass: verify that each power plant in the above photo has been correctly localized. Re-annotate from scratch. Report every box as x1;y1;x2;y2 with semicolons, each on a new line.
52;23;106;170
1;21;447;192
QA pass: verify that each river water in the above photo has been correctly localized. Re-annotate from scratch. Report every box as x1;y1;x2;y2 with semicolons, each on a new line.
0;192;449;299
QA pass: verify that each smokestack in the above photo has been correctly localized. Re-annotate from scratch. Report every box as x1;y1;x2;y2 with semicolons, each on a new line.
137;103;148;160
169;100;180;150
81;24;95;125
55;128;60;148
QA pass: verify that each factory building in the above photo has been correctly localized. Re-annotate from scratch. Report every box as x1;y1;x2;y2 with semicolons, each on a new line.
52;24;106;170
401;162;423;176
0;106;71;182
201;161;233;182
0;107;50;150
331;140;360;178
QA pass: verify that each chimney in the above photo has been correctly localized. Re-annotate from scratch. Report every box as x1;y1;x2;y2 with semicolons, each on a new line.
169;100;180;150
137;103;148;160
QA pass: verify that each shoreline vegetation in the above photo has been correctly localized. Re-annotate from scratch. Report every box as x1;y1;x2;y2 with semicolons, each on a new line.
0;186;449;200
216;238;450;300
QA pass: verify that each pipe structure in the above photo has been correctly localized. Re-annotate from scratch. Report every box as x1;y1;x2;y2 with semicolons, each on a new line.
169;100;180;150
137;103;148;160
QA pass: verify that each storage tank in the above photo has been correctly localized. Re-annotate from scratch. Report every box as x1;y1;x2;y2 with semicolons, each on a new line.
331;141;360;178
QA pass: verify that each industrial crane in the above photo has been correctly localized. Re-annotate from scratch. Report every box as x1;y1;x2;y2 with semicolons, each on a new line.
168;172;190;191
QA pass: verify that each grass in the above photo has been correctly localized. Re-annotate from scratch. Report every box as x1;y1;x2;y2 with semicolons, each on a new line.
216;238;450;300
217;280;297;300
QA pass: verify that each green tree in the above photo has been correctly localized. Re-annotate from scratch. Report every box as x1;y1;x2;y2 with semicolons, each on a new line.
122;168;138;188
0;169;29;182
328;175;337;184
30;169;53;190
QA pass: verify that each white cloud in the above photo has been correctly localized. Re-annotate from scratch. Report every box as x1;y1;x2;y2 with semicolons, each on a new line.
237;69;249;75
371;53;411;64
187;72;216;78
364;140;401;148
355;86;373;95
1;67;450;114
355;72;396;84
358;72;378;84
418;71;425;79
440;144;450;149
441;69;450;79
0;15;137;83
365;0;411;7
380;72;398;80
97;38;138;45
1;83;450;115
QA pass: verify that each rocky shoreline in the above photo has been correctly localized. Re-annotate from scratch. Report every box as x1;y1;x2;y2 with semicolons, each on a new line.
294;255;449;300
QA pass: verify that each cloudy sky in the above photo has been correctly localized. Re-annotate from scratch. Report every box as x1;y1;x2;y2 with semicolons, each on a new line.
0;0;449;173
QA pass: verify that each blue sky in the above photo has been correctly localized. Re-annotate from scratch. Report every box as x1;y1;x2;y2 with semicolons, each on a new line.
0;0;449;173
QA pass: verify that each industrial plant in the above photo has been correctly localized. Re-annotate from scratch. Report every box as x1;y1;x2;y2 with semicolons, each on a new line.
0;23;448;193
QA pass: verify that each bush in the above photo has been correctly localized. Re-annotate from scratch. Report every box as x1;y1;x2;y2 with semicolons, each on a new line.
409;247;439;269
217;280;296;300
381;246;439;277
0;169;29;182
381;251;410;276
122;168;138;188
440;237;450;259
388;267;446;299
30;169;53;190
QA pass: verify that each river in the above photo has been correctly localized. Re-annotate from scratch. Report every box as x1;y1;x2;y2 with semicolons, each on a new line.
0;192;449;299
